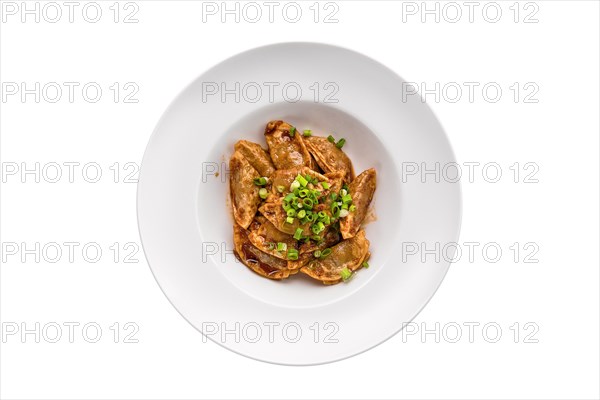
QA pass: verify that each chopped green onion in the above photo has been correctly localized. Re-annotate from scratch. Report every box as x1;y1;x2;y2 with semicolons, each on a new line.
340;189;347;197
330;193;338;201
277;185;285;193
341;203;348;210
303;129;312;137
287;209;296;217
253;177;268;186
317;211;327;220
287;248;299;260
339;209;349;218
297;209;306;219
335;138;346;149
327;135;335;143
302;198;314;209
259;188;268;199
277;242;287;252
297;175;309;187
306;212;316;222
349;204;356;212
342;183;349;192
298;189;308;198
284;193;295;202
289;126;296;137
293;228;304;240
321;182;330;190
340;267;352;281
362;261;369;269
286;216;294;224
267;242;275;250
311;235;323;242
342;194;352;204
331;203;340;218
313;250;321;258
322;215;331;225
290;180;301;191
320;248;332;258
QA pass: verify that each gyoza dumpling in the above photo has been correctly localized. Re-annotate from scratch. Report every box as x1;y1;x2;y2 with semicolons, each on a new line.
288;229;342;271
300;229;370;285
305;136;355;183
258;198;314;236
247;216;298;260
264;120;312;170
233;224;295;280
340;168;376;239
229;151;260;229
234;140;276;177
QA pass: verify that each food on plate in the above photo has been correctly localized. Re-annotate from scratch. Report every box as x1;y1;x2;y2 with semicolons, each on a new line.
229;120;376;284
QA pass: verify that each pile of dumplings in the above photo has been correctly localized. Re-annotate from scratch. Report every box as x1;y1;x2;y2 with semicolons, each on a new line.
229;120;376;285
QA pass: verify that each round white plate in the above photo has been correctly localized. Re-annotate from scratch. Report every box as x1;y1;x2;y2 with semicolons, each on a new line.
137;42;461;365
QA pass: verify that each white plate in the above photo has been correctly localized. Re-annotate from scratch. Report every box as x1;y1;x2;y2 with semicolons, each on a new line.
137;42;461;365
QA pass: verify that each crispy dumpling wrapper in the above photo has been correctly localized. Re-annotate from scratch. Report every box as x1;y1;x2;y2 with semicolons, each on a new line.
230;151;261;229
305;136;355;183
264;120;312;170
234;140;276;177
300;229;369;285
340;168;376;239
247;216;298;260
233;224;295;280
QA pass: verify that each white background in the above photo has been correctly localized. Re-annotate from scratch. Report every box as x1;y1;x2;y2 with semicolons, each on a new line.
1;1;599;399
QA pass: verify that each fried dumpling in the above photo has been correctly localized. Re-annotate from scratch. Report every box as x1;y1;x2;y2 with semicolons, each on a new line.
305;136;355;183
300;230;370;285
233;224;294;280
264;120;312;170
247;216;298;260
270;166;328;195
229;151;260;229
340;168;376;239
288;229;342;270
258;198;313;236
234;140;276;177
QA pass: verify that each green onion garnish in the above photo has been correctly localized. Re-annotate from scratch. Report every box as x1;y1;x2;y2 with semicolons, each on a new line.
287;209;296;217
297;175;309;187
287;248;299;260
362;261;369;269
253;177;268;186
297;209;306;219
322;215;331;225
259;188;268;199
267;242;275;250
321;182;330;190
284;193;295;202
303;129;312;137
320;248;332;258
339;209;349;218
289;126;296;137
335;138;346;149
286;216;294;224
277;242;287;252
327;135;335;143
302;198;314;209
293;228;304;240
277;185;285;193
298;189;308;198
340;267;352;281
290;180;301;191
330;193;338;201
342;194;352;204
349;204;356;212
314;250;321;258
